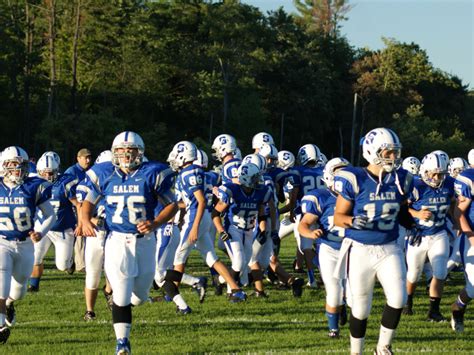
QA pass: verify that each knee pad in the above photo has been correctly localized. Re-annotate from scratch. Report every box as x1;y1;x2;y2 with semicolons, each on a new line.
164;270;183;283
381;304;402;329
112;303;132;324
205;251;218;268
349;315;367;338
432;260;448;280
230;269;240;283
131;293;145;307
251;269;263;282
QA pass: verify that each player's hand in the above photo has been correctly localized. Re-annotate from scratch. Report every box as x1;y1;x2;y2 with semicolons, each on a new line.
81;220;96;237
351;215;368;230
407;228;422;247
289;211;296;223
74;223;82;237
188;227;198;244
212;186;219;196
417;208;432;221
466;231;474;247
256;229;267;245
29;231;42;243
137;220;157;234
311;229;324;239
220;231;231;242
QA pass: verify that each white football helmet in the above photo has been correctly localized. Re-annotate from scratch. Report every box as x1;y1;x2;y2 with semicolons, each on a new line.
297;144;322;166
402;156;421;175
277;150;295;170
242;154;267;172
252;132;274;150
234;147;242;160
238;162;262;188
448;157;468;178
37;154;60;183
323;157;350;189
212;134;237;161
362;128;402;172
40;151;61;166
194;149;209;169
468;148;474;166
420;153;448;188
2;146;30;185
111;131;145;169
259;143;278;168
431;150;450;167
168;141;197;170
95;150;113;164
316;153;328;168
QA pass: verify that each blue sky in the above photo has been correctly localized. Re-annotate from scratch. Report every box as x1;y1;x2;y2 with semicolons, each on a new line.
244;0;473;89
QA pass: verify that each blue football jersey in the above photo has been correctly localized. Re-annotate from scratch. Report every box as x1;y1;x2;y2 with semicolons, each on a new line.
301;188;344;250
334;167;414;245
292;165;325;214
47;174;79;231
204;171;220;212
454;168;474;229
85;161;175;234
217;183;272;230
178;164;205;216
409;176;455;236
0;176;52;240
221;158;241;184
64;163;87;181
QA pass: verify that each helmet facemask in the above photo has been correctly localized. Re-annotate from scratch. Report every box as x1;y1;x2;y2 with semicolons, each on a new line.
374;145;402;172
38;168;59;183
112;145;143;170
3;159;29;185
422;169;447;188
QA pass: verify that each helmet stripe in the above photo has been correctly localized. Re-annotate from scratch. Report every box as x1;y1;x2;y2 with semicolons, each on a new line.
46;157;49;168
124;131;129;142
386;129;399;144
15;147;21;157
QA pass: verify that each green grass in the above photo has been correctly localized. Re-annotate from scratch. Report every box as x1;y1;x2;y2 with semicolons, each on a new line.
5;236;473;354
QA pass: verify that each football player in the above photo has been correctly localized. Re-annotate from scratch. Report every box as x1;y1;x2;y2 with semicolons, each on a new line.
79;131;178;354
28;153;79;292
450;159;474;332
252;132;275;154
403;153;455;321
448;157;469;178
0;146;55;344
334;128;414;355
212;134;241;184
402;156;421;176
299;157;351;338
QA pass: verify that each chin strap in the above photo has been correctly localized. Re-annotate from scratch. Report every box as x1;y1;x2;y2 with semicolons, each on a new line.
375;166;404;197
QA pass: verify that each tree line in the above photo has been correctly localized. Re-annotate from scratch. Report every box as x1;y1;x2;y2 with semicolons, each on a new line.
0;0;472;165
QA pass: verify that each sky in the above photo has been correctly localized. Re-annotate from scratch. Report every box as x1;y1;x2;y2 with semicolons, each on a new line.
244;0;473;89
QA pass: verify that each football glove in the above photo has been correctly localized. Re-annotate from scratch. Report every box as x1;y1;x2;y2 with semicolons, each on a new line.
255;229;267;245
271;231;281;255
220;231;231;242
351;215;369;230
407;228;423;247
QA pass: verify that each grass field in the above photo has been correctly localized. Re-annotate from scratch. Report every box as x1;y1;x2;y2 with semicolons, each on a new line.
4;236;473;354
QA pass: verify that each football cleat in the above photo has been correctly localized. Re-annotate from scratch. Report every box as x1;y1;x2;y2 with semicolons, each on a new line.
339;304;348;326
152;280;160;291
115;337;131;355
176;306;192;315
374;344;393;355
5;304;15;327
328;329;339;338
27;285;39;293
253;290;269;298
83;311;96;321
102;286;113;311
291;278;305;298
427;311;447;322
0;326;10;345
402;304;413;316
229;290;247;303
307;280;318;289
192;277;207;304
451;313;464;333
66;260;75;275
213;275;224;296
265;268;279;285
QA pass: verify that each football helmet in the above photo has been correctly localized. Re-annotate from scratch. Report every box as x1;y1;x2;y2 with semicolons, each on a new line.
468;148;474;166
259;143;278;168
37;154;60;183
420;153;448;188
95;150;113;164
297;144;322;166
242;154;267;172
277;150;295;170
362;128;402;172
402;156;421;175
448;157;468;178
2;146;29;185
212;134;237;161
252;132;274;150
40;151;61;166
238;162;262;188
431;150;450;167
234;147;242;160
194;149;209;169
316;153;328;168
323;157;350;189
111;131;145;169
168;141;197;170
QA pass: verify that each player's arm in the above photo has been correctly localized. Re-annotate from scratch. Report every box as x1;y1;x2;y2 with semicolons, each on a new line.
79;200;97;237
30;200;57;243
258;204;267;233
188;189;206;243
212;200;228;233
138;202;178;235
298;212;323;240
454;196;473;244
334;195;355;228
408;205;432;221
268;197;277;232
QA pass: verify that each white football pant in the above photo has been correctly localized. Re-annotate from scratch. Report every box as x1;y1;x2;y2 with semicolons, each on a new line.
33;229;74;271
84;228;107;290
319;243;344;308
